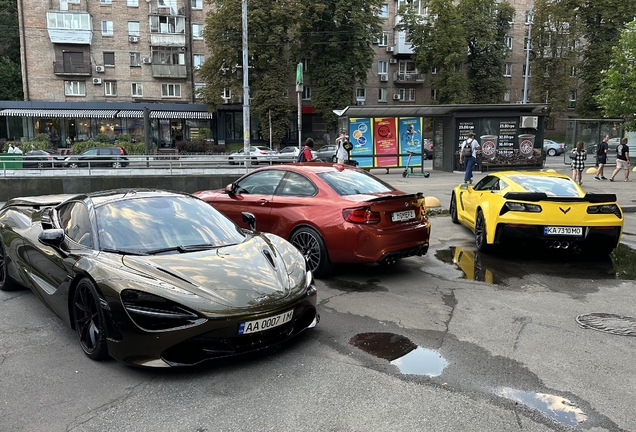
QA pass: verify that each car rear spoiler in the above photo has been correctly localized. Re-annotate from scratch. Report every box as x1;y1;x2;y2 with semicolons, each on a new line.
365;192;424;203
504;192;617;203
4;194;77;209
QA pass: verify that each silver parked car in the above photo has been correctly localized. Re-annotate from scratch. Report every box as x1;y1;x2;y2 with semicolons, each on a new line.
543;139;565;157
228;146;278;165
315;145;338;162
277;146;317;163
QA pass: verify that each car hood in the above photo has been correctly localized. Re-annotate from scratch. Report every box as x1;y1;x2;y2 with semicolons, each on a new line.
120;235;299;311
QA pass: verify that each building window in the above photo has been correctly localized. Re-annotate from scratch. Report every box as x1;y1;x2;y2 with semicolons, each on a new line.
192;23;204;39
193;54;205;69
430;88;438;101
503;90;511;102
506;36;513;50
302;58;309;72
127;0;138;6
152;47;185;65
521;89;530;102
47;12;91;30
302;86;311;100
101;20;113;36
192;0;202;9
378;88;387;102
399;88;415;101
130;52;141;67
194;83;205;98
504;63;512;77
161;83;181;98
150;15;185;34
222;88;231;99
356;88;366;101
64;81;85;96
104;81;117;96
103;52;115;67
525;10;532;24
131;82;143;97
378;60;387;75
128;22;140;36
379;4;389;18
524;37;532;50
100;0;112;4
570;66;577;77
377;32;389;46
523;64;531;77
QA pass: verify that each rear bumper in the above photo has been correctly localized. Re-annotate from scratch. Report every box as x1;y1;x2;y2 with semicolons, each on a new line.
495;223;622;250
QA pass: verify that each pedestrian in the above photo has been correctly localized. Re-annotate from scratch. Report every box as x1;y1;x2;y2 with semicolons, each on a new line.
609;137;630;182
459;132;480;184
335;129;349;164
594;135;609;181
298;137;317;162
7;143;15;153
570;141;586;185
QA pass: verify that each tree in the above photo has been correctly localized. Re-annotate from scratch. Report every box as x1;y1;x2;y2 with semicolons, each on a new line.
596;20;636;131
0;0;22;100
458;0;514;103
399;0;469;104
530;0;582;123
578;0;636;117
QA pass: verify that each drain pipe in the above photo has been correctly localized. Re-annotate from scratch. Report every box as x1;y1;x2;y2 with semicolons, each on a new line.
18;0;30;100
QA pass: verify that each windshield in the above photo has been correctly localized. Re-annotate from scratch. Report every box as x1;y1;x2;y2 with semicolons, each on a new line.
318;169;395;196
508;175;582;197
96;195;245;254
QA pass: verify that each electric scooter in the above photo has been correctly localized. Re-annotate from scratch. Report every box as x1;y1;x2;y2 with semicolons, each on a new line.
402;151;430;178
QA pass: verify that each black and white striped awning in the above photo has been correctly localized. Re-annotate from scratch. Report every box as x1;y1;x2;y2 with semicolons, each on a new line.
0;109;119;118
150;111;213;119
116;110;144;118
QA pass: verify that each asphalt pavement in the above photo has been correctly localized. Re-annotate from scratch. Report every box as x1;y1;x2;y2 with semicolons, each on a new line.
372;156;636;213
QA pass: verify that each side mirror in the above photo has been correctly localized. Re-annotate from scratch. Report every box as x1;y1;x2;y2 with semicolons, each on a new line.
241;212;256;231
39;228;65;248
225;183;238;195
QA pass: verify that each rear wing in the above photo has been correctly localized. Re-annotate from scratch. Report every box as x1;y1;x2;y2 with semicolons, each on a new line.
4;194;76;209
503;192;617;203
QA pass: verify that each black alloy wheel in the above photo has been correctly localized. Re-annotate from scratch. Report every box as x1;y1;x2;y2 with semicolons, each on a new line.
290;226;333;277
450;192;459;224
475;210;492;253
72;278;109;360
0;242;17;291
112;161;122;168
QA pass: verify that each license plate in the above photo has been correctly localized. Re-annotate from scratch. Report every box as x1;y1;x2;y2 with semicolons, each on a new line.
391;209;416;222
238;309;293;335
544;226;582;236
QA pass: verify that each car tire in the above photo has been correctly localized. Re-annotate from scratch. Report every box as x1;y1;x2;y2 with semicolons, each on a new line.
290;226;333;277
450;192;459;224
69;162;79;169
228;159;235;165
547;149;557;157
251;158;259;165
0;242;18;291
112;161;122;168
37;162;45;168
72;278;109;361
475;210;493;253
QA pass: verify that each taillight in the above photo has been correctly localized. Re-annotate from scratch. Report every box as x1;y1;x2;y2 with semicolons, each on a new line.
118;147;125;155
342;207;381;224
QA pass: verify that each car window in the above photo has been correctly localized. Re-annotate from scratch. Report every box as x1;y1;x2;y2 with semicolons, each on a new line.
83;149;98;156
235;170;286;195
95;195;245;253
277;172;318;197
57;201;94;247
508;175;581;197
474;175;500;191
318;169;394;196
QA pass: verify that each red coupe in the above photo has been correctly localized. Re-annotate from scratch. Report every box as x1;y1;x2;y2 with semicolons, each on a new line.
193;164;431;276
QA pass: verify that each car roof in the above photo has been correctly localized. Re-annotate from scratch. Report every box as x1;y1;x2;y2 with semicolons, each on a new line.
248;163;361;176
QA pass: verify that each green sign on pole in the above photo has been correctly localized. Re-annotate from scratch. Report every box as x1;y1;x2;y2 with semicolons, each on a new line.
296;62;303;86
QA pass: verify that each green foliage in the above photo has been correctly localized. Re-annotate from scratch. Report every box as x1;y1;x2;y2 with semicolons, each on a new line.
0;56;22;101
95;133;111;143
120;142;149;155
117;134;131;142
34;133;50;142
596;20;636;131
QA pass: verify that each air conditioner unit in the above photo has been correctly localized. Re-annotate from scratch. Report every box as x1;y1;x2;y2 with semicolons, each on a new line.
380;74;388;82
142;58;152;64
95;65;105;73
178;46;186;52
92;78;102;85
389;58;398;64
520;116;538;128
386;46;394;53
393;94;400;100
356;101;365;106
129;36;139;43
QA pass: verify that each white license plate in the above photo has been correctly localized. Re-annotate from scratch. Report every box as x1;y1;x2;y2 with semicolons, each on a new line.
544;226;582;236
391;209;416;222
238;309;293;335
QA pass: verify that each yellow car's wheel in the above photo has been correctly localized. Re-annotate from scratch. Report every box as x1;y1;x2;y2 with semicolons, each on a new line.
450;192;459;224
475;210;493;253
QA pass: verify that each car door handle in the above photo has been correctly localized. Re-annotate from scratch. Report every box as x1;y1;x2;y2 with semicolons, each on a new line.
258;199;269;205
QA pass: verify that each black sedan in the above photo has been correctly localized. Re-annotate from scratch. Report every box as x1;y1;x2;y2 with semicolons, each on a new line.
0;189;318;367
23;149;66;168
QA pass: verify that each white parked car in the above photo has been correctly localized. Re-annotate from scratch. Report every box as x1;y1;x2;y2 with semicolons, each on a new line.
277;146;317;163
228;146;279;165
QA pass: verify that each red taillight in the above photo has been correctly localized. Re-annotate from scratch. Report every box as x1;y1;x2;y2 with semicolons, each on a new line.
118;147;125;155
342;207;381;224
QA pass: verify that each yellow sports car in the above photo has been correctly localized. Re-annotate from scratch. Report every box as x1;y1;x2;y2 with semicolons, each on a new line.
450;171;623;255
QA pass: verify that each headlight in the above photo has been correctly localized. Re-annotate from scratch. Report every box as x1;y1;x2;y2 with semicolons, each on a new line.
587;204;622;217
500;202;542;215
121;289;206;331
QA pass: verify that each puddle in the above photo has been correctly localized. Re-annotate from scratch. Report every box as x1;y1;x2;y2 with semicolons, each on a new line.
435;243;636;284
349;332;448;376
497;387;588;427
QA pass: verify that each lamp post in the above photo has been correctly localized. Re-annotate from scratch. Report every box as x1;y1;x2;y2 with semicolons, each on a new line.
242;0;250;171
523;3;533;104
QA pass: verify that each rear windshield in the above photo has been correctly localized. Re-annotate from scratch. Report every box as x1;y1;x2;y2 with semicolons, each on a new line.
318;169;395;196
508;175;581;197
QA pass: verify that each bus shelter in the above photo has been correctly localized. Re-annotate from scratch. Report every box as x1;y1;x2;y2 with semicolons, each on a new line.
335;103;549;173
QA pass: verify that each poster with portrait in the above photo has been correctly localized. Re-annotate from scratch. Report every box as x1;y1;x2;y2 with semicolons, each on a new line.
349;118;374;167
373;118;398;167
398;117;422;166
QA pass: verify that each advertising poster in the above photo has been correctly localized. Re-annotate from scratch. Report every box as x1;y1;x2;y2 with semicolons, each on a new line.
398;117;422;166
458;121;475;150
498;120;517;156
349;118;374;167
373;118;398;167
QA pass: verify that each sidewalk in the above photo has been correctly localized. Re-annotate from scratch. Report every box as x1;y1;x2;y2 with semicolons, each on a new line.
372;160;636;213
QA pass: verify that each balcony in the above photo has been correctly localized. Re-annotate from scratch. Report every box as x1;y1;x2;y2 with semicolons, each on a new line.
152;64;187;78
393;73;425;83
53;61;92;76
46;12;92;44
150;33;186;47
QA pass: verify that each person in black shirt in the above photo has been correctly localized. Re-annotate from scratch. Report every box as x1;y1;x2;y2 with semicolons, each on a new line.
609;137;630;182
594;135;609;181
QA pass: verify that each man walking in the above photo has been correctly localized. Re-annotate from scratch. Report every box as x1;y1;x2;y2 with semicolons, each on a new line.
459;132;480;184
609;137;630;182
594;135;610;181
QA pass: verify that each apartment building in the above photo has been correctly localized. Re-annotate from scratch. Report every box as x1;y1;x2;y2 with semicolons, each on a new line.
3;0;540;147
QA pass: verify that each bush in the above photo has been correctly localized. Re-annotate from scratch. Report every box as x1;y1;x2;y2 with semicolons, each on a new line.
95;133;111;143
175;140;225;154
117;134;131;142
35;133;50;142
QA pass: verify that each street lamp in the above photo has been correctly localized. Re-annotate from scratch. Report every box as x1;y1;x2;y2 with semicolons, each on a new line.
242;0;250;171
523;3;533;104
